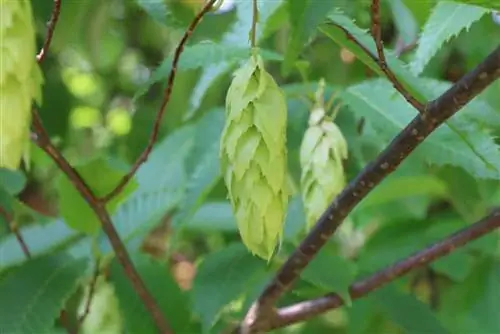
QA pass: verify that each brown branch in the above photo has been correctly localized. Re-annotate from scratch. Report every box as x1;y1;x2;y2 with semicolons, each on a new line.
254;208;500;332
31;112;174;334
241;45;500;332
100;0;218;203
0;206;31;259
36;0;62;63
370;0;425;112
76;258;101;329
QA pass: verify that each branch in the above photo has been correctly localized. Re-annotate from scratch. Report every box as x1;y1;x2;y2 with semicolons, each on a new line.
370;0;424;112
100;0;218;203
257;208;500;332
77;258;101;328
241;45;500;331
0;206;31;259
31;112;174;334
36;0;62;63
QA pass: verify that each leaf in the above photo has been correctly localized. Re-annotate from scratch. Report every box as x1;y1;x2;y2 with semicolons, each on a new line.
98;126;194;253
172;109;225;229
134;42;283;101
109;254;193;333
440;0;500;12
191;243;266;332
0;219;81;272
184;202;237;232
431;249;474;282
188;0;284;117
135;0;169;25
373;285;449;334
283;0;337;74
0;168;26;195
341;79;500;180
409;1;490;75
387;0;419;46
57;157;138;234
301;247;357;305
0;253;88;334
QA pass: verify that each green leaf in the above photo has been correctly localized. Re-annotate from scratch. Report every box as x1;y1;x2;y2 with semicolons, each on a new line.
0;168;26;195
134;42;283;101
185;202;237;232
341;79;500;180
0;253;88;334
373;285;449;334
301;247;357;305
409;1;490;75
135;0;169;25
188;0;284;116
387;0;419;46
0;219;81;272
431;249;474;282
173;110;225;229
57;157;138;234
109;254;192;333
283;0;337;74
191;243;266;332
99;126;194;252
442;0;500;11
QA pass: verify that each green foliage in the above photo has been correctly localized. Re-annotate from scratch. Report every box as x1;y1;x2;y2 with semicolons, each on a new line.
409;1;491;75
0;253;87;333
57;157;138;234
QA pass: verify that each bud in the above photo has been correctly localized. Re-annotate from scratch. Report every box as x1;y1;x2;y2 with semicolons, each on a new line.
0;0;43;170
300;82;348;230
220;51;288;260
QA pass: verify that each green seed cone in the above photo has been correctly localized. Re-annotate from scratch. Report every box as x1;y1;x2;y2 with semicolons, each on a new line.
300;106;348;230
220;52;288;261
0;0;43;170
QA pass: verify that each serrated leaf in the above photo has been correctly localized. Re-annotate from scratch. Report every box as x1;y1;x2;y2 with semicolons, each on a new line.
301;247;357;305
373;285;449;334
0;253;88;334
57;157;138;234
0;219;80;272
191;243;266;332
109;254;192;333
185;201;237;232
341;79;500;180
188;0;284;117
410;1;490;75
134;42;283;101
283;0;337;74
440;0;500;12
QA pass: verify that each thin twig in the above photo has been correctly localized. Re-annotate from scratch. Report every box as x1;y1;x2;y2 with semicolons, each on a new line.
370;0;425;112
100;0;218;203
0;206;31;258
250;208;500;332
31;112;174;334
250;0;259;48
241;45;500;332
36;0;62;63
77;258;101;328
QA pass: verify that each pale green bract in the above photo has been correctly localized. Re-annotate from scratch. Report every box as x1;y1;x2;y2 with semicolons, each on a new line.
300;106;348;230
0;0;43;170
220;51;288;261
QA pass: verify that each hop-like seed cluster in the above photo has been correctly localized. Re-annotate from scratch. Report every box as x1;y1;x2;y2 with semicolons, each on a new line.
0;0;43;170
220;52;288;260
300;105;348;230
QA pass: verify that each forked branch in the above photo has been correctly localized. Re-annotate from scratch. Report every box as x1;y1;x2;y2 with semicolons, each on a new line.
241;45;500;332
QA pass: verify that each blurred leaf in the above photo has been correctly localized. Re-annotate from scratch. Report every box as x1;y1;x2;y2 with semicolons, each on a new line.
283;0;337;74
409;1;491;75
185;202;236;232
283;195;306;241
0;219;81;272
0;168;26;195
445;0;500;11
341;79;500;180
0;253;88;334
301;247;357;304
431;249;474;282
135;0;169;24
134;42;283;100
373;285;449;334
191;243;266;332
109;254;192;333
57;157;138;234
387;0;419;46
